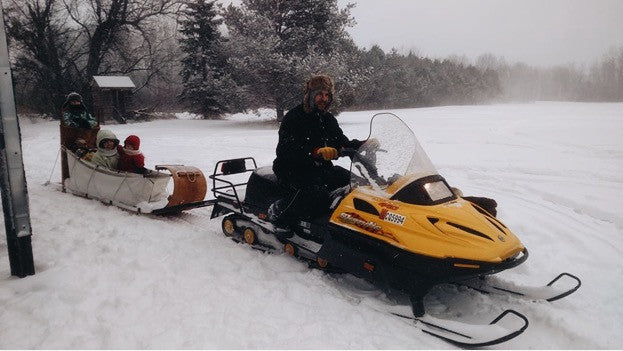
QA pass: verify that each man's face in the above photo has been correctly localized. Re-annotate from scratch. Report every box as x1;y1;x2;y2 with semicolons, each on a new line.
313;90;331;111
70;100;81;106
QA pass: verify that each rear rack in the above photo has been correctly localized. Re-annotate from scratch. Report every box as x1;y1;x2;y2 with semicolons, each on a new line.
208;157;257;213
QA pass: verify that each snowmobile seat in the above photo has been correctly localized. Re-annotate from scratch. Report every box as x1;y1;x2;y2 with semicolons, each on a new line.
244;166;293;211
221;158;247;175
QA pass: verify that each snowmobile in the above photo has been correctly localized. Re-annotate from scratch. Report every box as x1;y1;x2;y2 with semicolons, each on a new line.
209;113;581;347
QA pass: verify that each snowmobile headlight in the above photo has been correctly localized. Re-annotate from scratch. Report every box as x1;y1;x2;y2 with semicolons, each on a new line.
424;181;453;202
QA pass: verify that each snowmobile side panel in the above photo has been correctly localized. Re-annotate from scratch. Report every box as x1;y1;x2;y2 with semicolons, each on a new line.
319;222;527;298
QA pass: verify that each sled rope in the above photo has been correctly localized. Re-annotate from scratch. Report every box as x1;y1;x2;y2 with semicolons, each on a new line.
111;173;129;204
85;165;97;199
147;178;156;203
44;148;61;186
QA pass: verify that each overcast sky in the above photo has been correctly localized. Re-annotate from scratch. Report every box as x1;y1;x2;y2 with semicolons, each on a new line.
337;0;623;67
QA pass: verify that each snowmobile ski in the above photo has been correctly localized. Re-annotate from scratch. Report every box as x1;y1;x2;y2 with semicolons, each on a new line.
455;272;581;302
392;309;529;347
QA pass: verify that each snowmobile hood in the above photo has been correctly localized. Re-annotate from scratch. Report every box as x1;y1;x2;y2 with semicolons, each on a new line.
330;188;525;263
336;112;525;264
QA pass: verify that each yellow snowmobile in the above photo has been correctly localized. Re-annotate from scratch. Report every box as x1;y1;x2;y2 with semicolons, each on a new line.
209;113;580;347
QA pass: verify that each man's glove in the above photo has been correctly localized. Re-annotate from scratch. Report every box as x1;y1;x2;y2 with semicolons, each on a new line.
366;138;380;149
451;187;463;197
314;147;339;161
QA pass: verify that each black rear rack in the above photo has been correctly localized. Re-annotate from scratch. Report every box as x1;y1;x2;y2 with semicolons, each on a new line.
208;157;257;213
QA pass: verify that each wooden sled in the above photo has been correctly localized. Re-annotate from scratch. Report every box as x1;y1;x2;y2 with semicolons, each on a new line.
63;149;213;215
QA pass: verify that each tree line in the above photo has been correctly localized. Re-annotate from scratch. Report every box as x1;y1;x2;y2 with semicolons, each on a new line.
475;51;623;103
4;0;622;120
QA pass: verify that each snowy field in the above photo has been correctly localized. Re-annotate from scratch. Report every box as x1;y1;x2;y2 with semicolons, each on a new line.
1;102;622;349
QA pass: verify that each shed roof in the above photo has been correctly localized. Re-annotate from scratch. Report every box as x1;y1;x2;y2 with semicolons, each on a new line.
92;76;136;89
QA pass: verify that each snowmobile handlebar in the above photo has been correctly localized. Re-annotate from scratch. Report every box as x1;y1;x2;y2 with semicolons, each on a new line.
339;147;358;158
340;147;388;187
339;147;387;158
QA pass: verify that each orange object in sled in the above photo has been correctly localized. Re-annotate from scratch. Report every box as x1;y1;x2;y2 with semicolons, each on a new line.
156;165;207;207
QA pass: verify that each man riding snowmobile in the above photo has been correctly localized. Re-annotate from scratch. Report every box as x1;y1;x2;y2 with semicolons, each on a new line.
269;74;365;228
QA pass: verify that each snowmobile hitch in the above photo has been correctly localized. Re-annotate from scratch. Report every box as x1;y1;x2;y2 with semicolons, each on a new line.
151;199;216;215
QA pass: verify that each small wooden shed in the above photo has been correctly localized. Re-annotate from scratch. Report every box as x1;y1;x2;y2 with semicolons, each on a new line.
91;75;136;124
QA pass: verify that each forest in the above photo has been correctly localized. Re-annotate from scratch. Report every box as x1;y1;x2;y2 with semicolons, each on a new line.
4;0;623;120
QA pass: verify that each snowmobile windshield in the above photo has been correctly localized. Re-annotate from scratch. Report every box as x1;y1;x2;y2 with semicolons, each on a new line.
349;113;441;198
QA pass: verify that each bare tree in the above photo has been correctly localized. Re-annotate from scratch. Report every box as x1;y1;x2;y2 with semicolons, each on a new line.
6;0;184;115
5;0;84;113
60;0;183;96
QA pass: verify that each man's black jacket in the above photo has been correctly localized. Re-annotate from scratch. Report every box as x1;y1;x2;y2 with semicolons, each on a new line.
273;104;363;184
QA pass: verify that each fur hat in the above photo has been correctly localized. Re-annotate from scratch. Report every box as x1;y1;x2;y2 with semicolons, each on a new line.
63;92;84;109
96;129;119;149
65;92;82;103
124;135;140;150
303;74;334;113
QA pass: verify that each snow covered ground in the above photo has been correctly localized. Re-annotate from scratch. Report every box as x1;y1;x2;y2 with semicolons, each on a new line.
1;102;622;349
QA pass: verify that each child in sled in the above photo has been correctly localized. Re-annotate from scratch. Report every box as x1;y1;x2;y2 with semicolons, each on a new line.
91;129;120;169
117;135;147;174
73;138;95;161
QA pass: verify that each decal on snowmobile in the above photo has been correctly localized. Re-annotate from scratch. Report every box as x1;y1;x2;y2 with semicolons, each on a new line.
338;212;398;242
379;209;406;225
339;212;381;231
379;202;399;210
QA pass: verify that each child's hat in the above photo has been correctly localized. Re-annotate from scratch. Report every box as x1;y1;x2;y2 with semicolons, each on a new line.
124;135;140;150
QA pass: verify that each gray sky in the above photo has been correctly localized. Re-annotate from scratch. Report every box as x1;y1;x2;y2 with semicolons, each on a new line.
337;0;623;67
219;0;623;68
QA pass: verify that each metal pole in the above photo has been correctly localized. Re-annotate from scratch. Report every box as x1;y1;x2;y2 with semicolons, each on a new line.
0;0;35;277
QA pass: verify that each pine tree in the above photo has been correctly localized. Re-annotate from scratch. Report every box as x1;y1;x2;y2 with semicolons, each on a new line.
223;0;356;120
178;0;238;118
